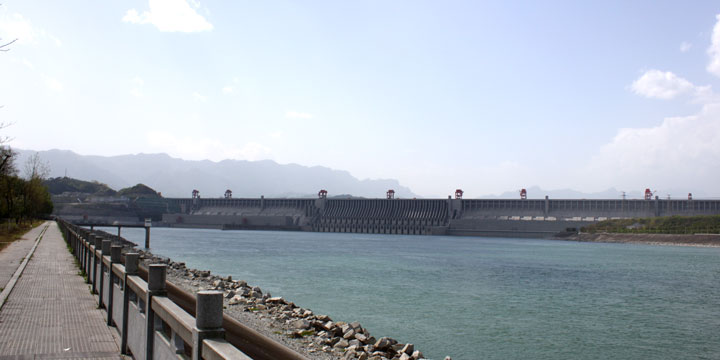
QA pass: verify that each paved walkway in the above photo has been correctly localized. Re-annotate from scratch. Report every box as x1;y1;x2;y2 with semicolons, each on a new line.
0;221;123;359
0;224;45;290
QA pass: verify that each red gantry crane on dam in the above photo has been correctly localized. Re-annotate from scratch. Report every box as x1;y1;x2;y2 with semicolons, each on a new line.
455;189;463;199
644;188;655;200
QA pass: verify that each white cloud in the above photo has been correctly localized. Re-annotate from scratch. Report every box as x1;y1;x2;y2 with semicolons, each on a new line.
122;9;149;24
45;77;63;92
192;92;207;102
589;16;720;195
708;14;720;77
123;0;213;33
8;55;64;92
680;41;692;52
22;58;34;69
631;70;698;100
50;35;62;47
222;86;233;94
236;142;273;161
585;103;720;192
130;76;144;97
0;12;60;47
286;111;314;119
0;13;36;44
146;132;272;161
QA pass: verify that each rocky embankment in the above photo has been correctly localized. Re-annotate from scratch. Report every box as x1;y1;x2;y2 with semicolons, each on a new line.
134;249;448;360
557;232;720;247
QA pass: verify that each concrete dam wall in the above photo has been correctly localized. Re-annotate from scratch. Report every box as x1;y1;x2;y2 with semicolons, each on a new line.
158;197;720;237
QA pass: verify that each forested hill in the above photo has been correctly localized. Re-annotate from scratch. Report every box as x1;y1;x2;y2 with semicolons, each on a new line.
44;177;161;199
44;177;116;196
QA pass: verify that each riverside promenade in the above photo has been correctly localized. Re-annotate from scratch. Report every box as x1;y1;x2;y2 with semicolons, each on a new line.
0;221;123;359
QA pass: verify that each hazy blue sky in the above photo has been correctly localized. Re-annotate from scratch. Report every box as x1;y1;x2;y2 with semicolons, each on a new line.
1;1;719;198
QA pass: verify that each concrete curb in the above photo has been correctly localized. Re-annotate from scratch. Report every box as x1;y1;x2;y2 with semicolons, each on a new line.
0;222;49;311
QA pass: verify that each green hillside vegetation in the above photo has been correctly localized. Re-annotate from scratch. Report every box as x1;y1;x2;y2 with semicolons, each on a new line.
118;184;165;220
118;183;162;198
582;215;720;234
1;151;53;224
44;177;116;196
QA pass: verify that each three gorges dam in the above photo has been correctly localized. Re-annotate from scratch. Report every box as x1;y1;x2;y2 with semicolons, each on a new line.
66;188;720;238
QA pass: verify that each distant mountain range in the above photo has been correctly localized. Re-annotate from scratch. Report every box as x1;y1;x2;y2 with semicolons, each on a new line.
15;149;702;200
481;186;704;200
15;149;416;199
482;186;629;200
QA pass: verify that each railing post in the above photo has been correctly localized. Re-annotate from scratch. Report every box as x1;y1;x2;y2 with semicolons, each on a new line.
80;232;87;275
90;235;99;293
146;264;167;360
99;239;111;308
144;226;151;249
192;291;225;360
88;233;95;281
84;234;92;283
121;253;139;356
69;228;74;253
108;245;122;326
75;231;80;259
73;231;78;260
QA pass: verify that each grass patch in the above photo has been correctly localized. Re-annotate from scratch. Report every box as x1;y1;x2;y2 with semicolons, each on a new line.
299;330;315;337
60;224;89;285
77;269;88;282
0;220;43;251
583;215;720;234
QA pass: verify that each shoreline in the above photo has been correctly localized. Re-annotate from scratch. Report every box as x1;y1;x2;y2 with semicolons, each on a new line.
555;232;720;248
88;226;441;360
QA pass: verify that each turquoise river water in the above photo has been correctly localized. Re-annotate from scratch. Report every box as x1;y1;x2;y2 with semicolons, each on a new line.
101;227;720;360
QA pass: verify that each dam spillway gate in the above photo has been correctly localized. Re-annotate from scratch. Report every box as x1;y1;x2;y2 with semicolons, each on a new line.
313;199;448;235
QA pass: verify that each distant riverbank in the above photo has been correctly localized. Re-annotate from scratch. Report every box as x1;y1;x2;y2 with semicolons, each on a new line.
558;233;720;247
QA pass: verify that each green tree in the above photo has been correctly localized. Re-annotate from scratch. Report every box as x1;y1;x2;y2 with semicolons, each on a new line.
21;153;53;220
